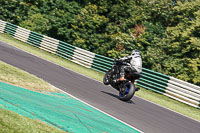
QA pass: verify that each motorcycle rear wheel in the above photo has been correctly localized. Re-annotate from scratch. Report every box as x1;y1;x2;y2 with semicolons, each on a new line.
119;82;135;101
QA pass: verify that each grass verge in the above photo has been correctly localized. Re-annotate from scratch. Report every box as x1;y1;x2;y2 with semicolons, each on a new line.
0;33;199;121
0;61;59;92
0;108;66;133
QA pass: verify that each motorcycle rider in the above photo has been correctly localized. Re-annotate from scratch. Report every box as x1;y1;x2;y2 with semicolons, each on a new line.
115;49;142;82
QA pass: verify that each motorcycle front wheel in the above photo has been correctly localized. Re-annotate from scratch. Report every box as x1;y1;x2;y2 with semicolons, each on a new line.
103;71;111;85
119;82;135;101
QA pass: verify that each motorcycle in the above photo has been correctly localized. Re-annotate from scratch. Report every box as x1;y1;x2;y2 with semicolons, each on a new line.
103;58;141;101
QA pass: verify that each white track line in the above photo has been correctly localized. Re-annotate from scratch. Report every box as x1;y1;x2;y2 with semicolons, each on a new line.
55;86;144;133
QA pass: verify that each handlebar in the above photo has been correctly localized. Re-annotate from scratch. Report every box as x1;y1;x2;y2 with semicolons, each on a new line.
114;59;128;65
114;57;132;64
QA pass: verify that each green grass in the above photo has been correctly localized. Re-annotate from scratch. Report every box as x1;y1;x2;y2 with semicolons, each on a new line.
0;108;66;133
0;33;199;122
0;61;59;92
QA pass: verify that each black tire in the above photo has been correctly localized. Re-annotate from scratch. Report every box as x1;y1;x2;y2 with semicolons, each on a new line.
103;71;111;85
119;82;135;101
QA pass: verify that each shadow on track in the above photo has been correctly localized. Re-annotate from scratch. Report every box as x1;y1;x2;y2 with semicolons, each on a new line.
101;91;135;104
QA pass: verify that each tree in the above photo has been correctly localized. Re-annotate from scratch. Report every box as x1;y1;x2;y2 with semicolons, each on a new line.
70;3;109;55
19;13;49;34
165;0;200;85
0;0;29;24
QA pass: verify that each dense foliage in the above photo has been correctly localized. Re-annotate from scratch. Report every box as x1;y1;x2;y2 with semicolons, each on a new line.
0;0;199;85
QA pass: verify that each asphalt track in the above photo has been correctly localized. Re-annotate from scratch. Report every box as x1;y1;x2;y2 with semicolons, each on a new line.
0;40;200;133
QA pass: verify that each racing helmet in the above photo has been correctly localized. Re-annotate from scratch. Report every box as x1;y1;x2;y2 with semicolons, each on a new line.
131;50;140;55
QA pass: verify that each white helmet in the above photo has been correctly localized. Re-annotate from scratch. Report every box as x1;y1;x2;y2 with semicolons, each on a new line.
132;50;140;55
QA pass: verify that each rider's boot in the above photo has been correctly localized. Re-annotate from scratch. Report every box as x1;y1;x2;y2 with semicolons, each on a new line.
135;87;140;91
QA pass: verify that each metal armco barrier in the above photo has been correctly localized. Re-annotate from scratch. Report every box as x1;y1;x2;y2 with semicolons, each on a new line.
0;19;199;109
137;68;200;109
